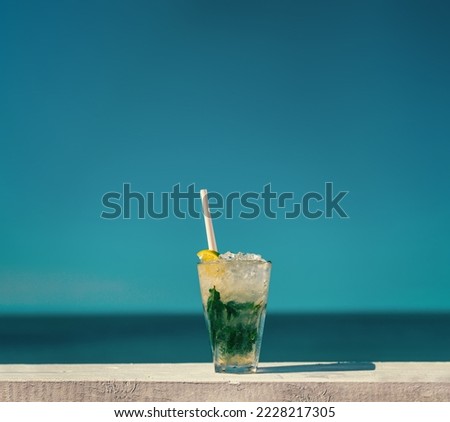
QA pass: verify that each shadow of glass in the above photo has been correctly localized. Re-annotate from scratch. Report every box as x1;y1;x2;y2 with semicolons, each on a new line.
258;362;376;374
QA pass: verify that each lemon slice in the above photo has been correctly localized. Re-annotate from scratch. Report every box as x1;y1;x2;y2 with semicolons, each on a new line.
197;249;220;262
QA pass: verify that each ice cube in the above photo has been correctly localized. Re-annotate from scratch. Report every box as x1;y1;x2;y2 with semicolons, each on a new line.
219;251;267;262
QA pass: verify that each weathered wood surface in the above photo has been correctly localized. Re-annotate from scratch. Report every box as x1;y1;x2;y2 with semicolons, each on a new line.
1;362;449;402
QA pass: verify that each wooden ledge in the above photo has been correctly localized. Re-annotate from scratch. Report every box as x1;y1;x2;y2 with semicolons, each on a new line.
1;362;449;402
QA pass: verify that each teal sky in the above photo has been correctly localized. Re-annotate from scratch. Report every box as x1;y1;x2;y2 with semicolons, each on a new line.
1;0;449;314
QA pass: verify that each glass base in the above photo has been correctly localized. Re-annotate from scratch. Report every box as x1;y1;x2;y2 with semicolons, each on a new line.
214;363;257;374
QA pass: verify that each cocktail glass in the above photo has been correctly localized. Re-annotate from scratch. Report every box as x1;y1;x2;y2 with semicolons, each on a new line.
198;259;271;374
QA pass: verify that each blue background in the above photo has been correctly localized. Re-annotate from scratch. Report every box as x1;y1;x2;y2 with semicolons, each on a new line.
1;0;449;314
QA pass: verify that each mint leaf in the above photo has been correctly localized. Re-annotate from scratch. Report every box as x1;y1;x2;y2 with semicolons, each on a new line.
205;287;263;357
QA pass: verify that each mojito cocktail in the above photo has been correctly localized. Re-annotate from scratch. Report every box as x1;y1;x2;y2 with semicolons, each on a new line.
198;252;271;373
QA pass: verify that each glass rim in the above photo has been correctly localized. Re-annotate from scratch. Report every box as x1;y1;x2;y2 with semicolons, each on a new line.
197;260;271;266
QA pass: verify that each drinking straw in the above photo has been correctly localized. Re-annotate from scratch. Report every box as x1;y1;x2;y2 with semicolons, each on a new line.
200;189;218;252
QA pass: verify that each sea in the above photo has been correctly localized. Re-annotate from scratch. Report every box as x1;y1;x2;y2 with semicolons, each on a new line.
1;313;449;364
